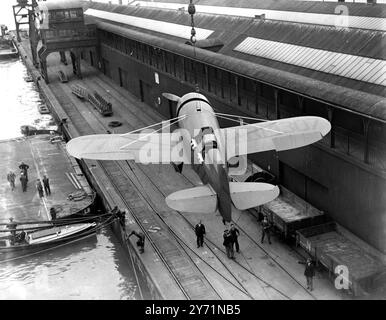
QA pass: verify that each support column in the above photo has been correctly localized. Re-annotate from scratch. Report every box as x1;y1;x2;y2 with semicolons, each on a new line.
255;82;260;115
205;65;209;92
274;88;280;119
75;50;82;79
235;75;240;106
40;58;48;83
182;57;187;82
297;96;305;114
59;51;67;65
327;106;335;148
363;119;371;164
28;9;39;67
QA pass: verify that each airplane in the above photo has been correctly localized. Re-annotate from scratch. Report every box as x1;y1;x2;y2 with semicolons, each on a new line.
66;91;331;224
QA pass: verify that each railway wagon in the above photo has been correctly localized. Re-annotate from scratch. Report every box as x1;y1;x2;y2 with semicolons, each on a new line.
88;91;113;116
71;84;88;99
261;186;328;240
296;222;386;296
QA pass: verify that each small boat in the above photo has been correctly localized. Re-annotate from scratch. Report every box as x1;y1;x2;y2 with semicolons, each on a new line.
0;25;18;60
0;213;116;261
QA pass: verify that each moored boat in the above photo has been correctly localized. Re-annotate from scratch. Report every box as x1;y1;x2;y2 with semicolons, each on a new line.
0;25;18;60
0;213;117;261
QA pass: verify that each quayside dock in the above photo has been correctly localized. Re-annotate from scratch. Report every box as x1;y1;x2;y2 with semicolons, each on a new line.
0;134;95;223
16;33;386;299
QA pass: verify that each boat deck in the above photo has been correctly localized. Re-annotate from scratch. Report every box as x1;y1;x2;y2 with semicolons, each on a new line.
0;134;94;224
16;38;368;300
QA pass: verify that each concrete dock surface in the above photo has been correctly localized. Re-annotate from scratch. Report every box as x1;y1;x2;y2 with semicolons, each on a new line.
0;134;94;224
15;38;358;300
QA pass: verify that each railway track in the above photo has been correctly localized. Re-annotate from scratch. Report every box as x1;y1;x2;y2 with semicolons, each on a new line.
129;162;297;300
51;77;315;299
117;160;255;299
51;82;222;299
178;170;317;300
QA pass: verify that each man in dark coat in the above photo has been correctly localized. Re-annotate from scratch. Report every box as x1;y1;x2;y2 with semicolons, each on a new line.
36;179;44;198
42;175;51;195
19;162;29;181
7;217;17;244
261;216;272;244
195;220;206;248
50;207;57;220
7;171;16;191
128;230;145;253
223;229;235;259
299;258;316;291
230;223;240;253
20;172;27;192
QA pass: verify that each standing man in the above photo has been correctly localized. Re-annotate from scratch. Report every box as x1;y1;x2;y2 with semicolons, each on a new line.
19;162;29;181
299;258;316;291
195;220;206;248
230;223;240;253
7;217;17;244
261;216;272;244
20;172;27;192
50;207;57;220
7;171;16;191
223;229;235;259
128;230;145;253
36;179;44;198
42;175;51;195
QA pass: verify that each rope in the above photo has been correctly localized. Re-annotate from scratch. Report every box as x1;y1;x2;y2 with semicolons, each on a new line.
215;113;283;134
119;114;186;137
119;115;187;150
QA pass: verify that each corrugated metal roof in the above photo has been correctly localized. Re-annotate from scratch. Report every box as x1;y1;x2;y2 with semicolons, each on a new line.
95;21;386;122
84;8;214;41
140;0;386;17
234;37;386;86
38;0;83;11
132;0;386;31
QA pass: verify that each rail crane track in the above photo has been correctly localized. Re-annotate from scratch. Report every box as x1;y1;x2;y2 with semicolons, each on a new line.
52;79;315;300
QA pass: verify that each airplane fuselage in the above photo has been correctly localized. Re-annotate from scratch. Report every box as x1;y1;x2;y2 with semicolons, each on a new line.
175;92;232;222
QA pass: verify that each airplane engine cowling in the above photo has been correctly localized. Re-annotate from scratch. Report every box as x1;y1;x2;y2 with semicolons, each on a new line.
227;155;247;176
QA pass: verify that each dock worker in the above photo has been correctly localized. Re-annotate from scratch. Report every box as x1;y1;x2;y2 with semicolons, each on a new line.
223;229;235;259
18;162;29;181
299;258;316;291
50;207;57;220
128;230;145;253
7;171;16;191
42;175;51;195
36;179;44;198
230;223;240;253
7;217;17;244
261;216;272;244
195;220;206;248
20;172;27;192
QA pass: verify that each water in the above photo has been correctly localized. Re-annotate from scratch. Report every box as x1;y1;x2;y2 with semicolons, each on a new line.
0;59;143;299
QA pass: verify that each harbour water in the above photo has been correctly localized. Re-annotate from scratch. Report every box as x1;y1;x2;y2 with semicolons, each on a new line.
0;58;143;300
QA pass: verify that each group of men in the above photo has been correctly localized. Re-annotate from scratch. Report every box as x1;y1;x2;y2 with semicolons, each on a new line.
6;161;51;197
195;220;241;259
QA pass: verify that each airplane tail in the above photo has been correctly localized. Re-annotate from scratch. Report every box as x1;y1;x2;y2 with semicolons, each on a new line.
229;182;279;210
165;185;217;213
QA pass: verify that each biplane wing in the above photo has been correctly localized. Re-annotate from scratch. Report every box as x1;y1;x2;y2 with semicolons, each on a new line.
66;131;187;163
221;116;331;159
